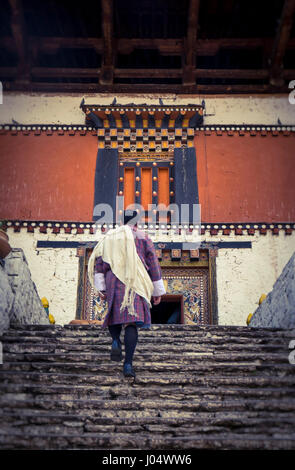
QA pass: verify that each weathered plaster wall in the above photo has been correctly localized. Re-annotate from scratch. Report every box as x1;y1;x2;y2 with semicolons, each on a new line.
195;132;295;223
0;133;98;221
5;227;295;327
0;92;295;125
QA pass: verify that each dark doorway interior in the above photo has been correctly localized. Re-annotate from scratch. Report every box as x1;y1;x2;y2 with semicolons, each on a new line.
151;298;182;324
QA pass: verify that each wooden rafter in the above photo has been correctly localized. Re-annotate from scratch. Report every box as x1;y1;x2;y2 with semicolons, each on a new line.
3;80;290;94
100;0;114;85
183;0;200;85
2;67;295;87
8;0;30;80
269;0;295;86
1;0;294;94
21;67;294;80
2;36;295;56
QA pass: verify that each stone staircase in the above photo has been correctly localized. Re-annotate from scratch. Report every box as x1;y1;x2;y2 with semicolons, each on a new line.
0;324;295;450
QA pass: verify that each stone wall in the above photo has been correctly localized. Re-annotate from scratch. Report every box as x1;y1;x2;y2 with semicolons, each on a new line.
250;251;295;329
0;260;13;334
0;248;49;335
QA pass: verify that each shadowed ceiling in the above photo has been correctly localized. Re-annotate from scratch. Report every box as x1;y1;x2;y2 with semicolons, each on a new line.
0;0;294;93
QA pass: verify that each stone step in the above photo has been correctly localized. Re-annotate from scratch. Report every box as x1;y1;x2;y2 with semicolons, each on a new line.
1;395;295;414
4;323;295;339
0;431;294;450
1;420;294;440
0;382;293;402
1;361;293;379
4;328;292;338
2;409;295;429
1;324;294;450
0;348;292;373
1;340;290;355
2;370;295;388
1;350;290;365
5;324;294;338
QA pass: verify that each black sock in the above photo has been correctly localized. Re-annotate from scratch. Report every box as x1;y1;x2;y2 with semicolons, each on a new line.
124;325;138;365
108;324;122;343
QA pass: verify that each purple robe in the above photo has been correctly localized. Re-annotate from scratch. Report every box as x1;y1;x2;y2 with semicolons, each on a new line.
94;228;163;328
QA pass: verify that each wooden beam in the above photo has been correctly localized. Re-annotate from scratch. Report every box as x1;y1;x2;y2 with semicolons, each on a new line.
2;36;295;56
194;69;270;79
8;0;30;80
3;80;289;94
183;0;200;85
118;38;183;55
269;0;295;86
31;37;104;53
31;67;101;78
100;0;114;85
114;68;182;78
25;67;282;80
195;38;279;55
2;66;294;81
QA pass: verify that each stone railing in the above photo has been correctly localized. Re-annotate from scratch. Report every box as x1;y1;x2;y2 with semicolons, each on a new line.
250;251;295;329
0;248;49;335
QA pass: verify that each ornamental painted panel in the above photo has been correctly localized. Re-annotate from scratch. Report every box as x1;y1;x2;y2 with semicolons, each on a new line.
161;267;209;325
81;249;108;323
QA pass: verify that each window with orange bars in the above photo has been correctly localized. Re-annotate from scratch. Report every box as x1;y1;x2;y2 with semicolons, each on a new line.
118;160;174;222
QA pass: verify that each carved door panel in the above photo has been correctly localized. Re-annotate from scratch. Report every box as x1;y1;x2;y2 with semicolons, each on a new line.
161;267;210;325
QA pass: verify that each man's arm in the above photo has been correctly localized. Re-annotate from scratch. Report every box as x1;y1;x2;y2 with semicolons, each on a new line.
145;237;166;302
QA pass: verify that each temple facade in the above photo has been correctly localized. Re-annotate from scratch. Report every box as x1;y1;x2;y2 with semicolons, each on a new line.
0;92;295;326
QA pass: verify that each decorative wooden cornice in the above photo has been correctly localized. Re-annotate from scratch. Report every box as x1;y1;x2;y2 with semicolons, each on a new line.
82;103;204;130
1;124;295;136
0;124;97;136
3;220;294;236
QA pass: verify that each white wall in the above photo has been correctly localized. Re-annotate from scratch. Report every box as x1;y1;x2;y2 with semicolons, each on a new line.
5;227;295;326
215;231;295;325
0;92;295;125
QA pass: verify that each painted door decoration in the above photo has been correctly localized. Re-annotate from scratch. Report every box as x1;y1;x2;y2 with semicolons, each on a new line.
161;267;209;325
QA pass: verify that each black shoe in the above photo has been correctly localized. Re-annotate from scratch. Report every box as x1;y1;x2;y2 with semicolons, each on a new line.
110;339;122;362
123;363;136;378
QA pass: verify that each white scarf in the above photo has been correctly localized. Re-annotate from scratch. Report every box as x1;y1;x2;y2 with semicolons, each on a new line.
88;225;153;317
